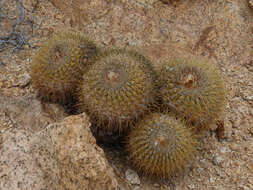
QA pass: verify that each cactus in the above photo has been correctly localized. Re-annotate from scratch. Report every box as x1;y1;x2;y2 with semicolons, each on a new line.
78;48;158;131
30;32;98;103
159;58;226;131
126;113;199;178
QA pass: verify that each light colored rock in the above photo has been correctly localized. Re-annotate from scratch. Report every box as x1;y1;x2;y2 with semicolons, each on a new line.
249;0;253;10
49;0;109;28
0;95;66;132
12;72;31;88
125;169;140;185
212;154;224;165
209;176;215;183
245;95;253;101
133;186;141;190
49;114;119;190
0;128;60;190
188;184;195;189
0;112;119;190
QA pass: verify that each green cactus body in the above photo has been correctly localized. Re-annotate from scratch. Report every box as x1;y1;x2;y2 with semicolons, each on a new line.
78;48;158;131
126;113;199;178
160;58;226;130
30;32;98;103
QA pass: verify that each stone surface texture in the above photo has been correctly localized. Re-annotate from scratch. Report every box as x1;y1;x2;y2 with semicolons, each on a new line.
0;112;119;190
49;114;119;190
0;128;60;190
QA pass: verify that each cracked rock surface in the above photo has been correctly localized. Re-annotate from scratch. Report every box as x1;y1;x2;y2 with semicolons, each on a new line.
0;112;119;190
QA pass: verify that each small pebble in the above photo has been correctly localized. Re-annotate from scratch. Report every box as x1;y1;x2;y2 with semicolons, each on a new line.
209;177;215;183
245;95;253;101
249;0;253;10
220;146;229;154
213;154;224;165
125;169;140;185
13;73;31;88
249;127;253;136
188;184;195;189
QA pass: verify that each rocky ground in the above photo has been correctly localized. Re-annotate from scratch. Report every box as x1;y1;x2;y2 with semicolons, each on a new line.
0;0;253;189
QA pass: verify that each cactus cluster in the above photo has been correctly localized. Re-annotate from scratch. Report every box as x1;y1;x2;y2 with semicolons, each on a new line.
30;32;226;180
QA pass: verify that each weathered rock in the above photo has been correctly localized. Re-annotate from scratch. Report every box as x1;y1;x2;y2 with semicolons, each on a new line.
49;0;109;28
0;128;60;190
48;114;119;190
125;169;140;185
0;113;119;190
249;0;253;10
0;95;66;132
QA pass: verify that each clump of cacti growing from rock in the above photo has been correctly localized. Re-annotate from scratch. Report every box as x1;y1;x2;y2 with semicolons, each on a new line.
29;30;227;181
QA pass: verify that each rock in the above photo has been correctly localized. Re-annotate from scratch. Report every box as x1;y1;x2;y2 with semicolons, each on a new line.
249;0;253;10
49;0;109;27
224;120;233;140
245;95;253;101
12;72;31;88
220;146;230;154
248;161;253;174
159;0;169;4
0;113;119;190
0;95;65;132
188;184;195;189
212;154;224;166
0;128;60;190
209;176;215;183
41;102;67;122
49;114;119;190
125;169;141;185
249;127;253;136
154;183;160;187
22;0;39;11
